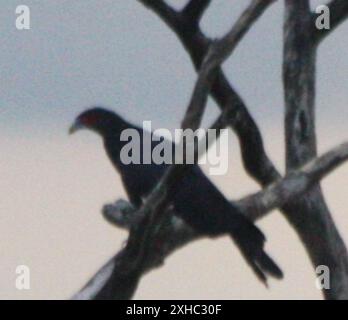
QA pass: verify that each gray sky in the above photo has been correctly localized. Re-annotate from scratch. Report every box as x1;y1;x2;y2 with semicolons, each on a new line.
1;1;347;142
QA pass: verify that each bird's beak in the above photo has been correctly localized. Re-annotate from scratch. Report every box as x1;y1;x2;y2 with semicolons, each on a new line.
69;120;85;135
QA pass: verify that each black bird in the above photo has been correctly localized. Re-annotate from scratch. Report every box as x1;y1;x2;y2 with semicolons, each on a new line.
70;107;283;284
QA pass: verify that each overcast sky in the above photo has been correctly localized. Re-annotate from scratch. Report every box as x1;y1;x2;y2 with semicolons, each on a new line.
1;0;347;145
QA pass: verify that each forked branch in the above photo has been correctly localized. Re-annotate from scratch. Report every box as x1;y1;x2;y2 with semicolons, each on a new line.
182;0;212;25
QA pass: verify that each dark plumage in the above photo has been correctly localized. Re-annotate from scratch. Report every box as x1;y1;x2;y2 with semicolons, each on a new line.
70;107;283;284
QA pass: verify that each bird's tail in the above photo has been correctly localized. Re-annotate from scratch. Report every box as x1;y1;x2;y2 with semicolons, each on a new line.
229;214;283;285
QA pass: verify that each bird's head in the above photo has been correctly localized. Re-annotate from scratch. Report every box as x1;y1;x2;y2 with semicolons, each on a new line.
69;107;127;136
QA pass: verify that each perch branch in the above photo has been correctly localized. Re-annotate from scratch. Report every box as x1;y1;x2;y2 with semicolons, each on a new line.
73;141;348;299
237;142;348;220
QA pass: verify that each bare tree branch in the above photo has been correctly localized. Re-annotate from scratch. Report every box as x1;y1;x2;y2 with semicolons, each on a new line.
72;200;197;300
73;141;348;300
237;142;348;220
182;0;212;25
283;0;348;300
312;0;348;44
181;0;276;131
138;0;181;29
283;0;314;168
138;0;281;186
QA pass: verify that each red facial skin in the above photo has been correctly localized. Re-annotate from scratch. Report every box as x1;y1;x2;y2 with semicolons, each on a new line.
79;113;99;127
